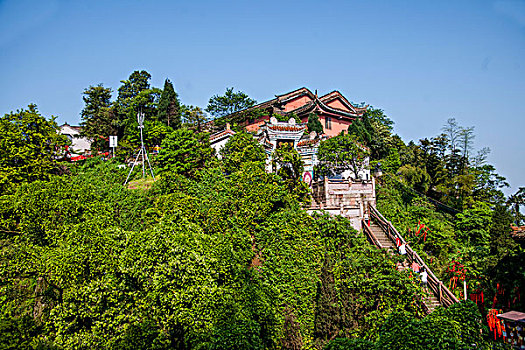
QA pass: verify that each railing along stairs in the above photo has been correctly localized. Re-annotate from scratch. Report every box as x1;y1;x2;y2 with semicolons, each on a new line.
362;205;459;312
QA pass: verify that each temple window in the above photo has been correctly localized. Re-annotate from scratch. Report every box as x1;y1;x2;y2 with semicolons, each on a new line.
325;117;332;130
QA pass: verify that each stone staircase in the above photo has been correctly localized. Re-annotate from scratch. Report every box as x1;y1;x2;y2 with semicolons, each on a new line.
423;294;441;313
366;221;444;314
368;223;395;250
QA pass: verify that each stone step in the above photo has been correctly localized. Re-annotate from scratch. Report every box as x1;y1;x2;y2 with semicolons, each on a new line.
367;216;454;314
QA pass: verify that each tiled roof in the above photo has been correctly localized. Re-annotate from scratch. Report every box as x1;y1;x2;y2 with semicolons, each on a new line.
225;87;367;122
209;129;236;141
60;123;82;131
297;139;320;147
288;98;362;119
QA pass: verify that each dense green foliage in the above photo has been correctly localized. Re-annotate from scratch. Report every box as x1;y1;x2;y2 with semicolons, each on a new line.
157;79;182;129
77;71;191;157
80;84;116;151
324;301;497;349
272;144;310;202
220;131;266;174
0;104;67;193
508;187;525;225
316;133;370;179
155;128;215;177
374;301;487;349
306;114;323;135
181;105;209;132
1;84;519;349
206;87;256;118
348;108;395;161
376;173;524;310
0;152;449;349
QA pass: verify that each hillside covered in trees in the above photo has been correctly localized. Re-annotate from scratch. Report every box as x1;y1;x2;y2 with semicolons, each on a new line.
1;71;523;349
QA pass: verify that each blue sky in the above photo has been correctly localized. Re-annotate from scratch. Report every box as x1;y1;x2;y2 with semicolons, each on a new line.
1;0;524;193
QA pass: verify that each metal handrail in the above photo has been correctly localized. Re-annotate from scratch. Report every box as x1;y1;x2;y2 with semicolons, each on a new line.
368;205;459;307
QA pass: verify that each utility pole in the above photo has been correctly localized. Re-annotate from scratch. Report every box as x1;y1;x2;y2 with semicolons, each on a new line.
124;111;155;185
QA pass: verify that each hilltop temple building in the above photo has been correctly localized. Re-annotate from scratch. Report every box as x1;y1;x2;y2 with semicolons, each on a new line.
239;87;368;137
210;87;370;181
209;88;375;229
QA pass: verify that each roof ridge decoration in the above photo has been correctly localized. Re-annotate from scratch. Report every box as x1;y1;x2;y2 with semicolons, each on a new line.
297;138;321;147
274;87;313;99
290;98;361;118
266;123;307;132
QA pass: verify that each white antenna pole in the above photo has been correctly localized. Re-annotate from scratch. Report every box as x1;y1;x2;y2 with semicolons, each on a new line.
138;111;146;178
124;110;155;185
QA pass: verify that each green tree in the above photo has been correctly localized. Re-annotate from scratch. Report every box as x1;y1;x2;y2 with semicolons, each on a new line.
220;131;266;174
307;113;323;135
397;164;431;193
347;114;373;145
272;144;309;202
350;108;395;160
316;133;370;179
156;128;214;177
115;70;154;139
508;187;525;225
182;105;208;132
381;148;402;173
458;126;475;172
157;78;181;129
489;203;517;256
117;70;151;102
0;105;67;192
375;301;488;350
456;201;493;249
472;164;508;204
206;87;256;118
442;117;460;153
80;84;116;151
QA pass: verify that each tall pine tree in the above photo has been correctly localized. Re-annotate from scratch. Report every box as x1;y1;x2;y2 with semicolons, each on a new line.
80;84;116;145
157;78;181;129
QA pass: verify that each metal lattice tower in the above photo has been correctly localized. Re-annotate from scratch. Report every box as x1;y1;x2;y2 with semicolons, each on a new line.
124;111;155;185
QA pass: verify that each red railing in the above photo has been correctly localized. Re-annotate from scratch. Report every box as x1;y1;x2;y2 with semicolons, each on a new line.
368;205;459;308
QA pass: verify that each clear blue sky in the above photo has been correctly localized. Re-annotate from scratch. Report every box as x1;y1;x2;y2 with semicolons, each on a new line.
1;0;524;194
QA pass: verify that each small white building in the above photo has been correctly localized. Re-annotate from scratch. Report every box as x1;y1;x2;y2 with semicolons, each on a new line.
59;123;91;155
209;125;236;159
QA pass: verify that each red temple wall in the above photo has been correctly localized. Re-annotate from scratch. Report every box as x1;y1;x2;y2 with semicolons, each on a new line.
283;96;313;112
245;116;268;132
325;99;351;113
318;115;354;137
